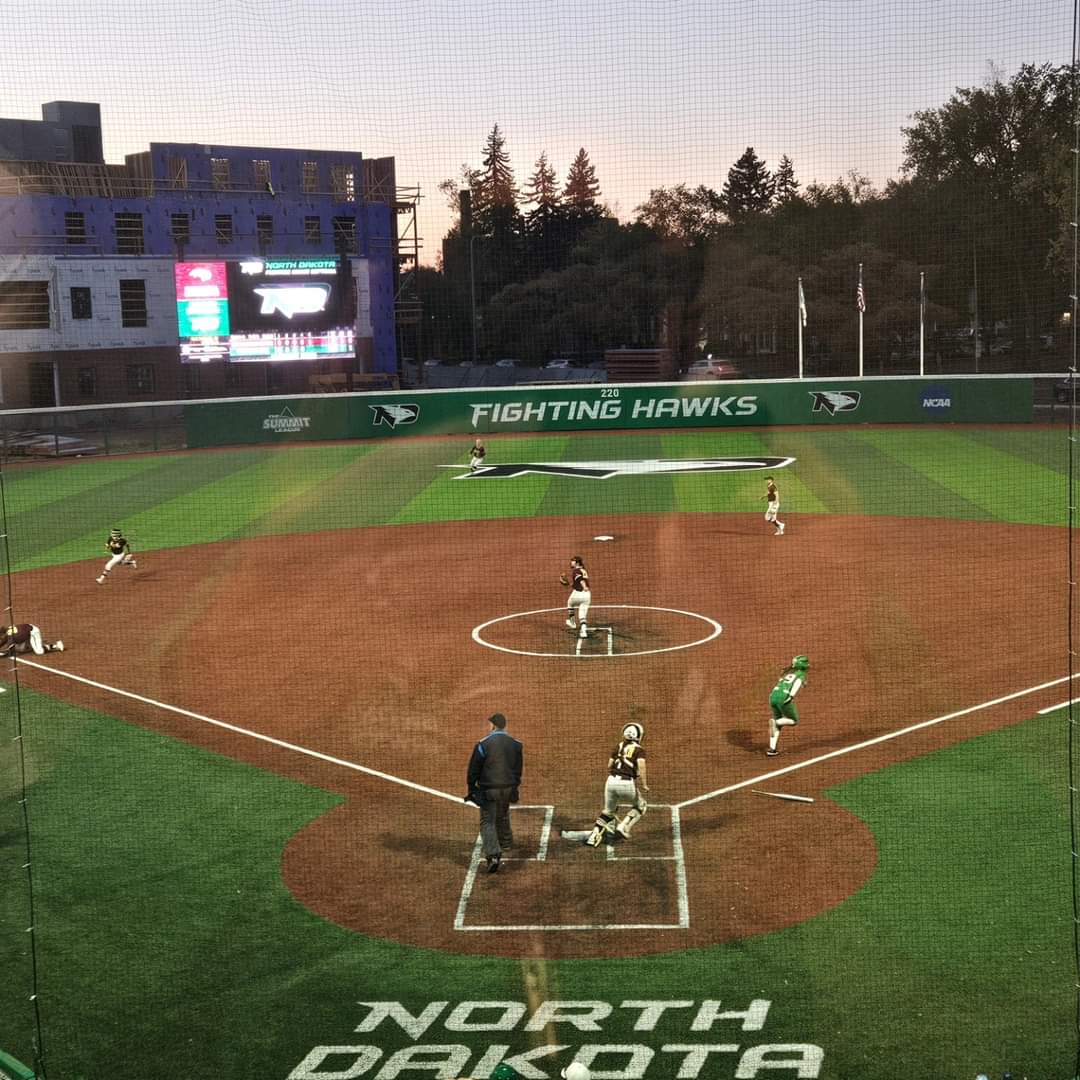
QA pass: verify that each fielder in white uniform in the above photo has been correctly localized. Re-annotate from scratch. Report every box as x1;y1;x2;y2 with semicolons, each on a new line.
763;476;785;535
97;528;137;584
584;722;649;846
561;556;591;640
0;623;63;656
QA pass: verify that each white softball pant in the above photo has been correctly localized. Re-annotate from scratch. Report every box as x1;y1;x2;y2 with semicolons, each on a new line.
568;589;591;623
603;774;645;815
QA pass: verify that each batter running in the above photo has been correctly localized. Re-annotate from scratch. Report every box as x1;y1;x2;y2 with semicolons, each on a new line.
767;655;809;755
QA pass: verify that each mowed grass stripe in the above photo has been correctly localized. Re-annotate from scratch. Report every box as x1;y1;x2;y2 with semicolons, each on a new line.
30;447;365;570
664;429;830;514
537;432;676;517
1;456;166;514
961;427;1069;477
392;437;566;524
766;429;996;519
854;428;1065;525
8;452;276;571
229;441;441;537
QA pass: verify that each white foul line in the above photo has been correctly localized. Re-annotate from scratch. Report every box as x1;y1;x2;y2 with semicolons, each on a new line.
13;657;464;806
676;670;1080;810
1038;697;1080;715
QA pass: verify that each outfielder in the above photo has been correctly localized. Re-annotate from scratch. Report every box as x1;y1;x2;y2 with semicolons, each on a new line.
97;528;137;584
762;475;785;535
560;556;591;640
584;721;649;846
767;655;809;756
469;439;486;472
0;623;63;657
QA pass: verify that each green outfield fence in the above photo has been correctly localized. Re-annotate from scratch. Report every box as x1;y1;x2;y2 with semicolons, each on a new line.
0;374;1062;460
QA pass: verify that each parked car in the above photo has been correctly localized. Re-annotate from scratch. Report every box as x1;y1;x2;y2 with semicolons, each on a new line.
495;358;523;368
685;358;740;379
544;359;573;369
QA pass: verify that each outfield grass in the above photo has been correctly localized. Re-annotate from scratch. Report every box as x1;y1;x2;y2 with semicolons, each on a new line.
0;424;1073;1080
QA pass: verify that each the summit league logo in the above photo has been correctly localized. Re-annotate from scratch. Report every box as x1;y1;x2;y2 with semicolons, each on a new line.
370;403;420;428
809;390;862;415
444;456;795;480
262;406;311;432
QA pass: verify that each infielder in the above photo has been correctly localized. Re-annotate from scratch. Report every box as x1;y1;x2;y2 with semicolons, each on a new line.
584;721;649;846
762;476;785;535
97;528;138;584
0;623;63;657
469;439;487;472
560;556;591;640
767;655;809;756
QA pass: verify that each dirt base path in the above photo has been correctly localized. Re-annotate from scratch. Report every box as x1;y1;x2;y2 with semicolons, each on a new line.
12;513;1061;957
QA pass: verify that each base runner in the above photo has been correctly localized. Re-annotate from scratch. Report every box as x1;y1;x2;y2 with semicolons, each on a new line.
762;475;785;536
767;655;809;756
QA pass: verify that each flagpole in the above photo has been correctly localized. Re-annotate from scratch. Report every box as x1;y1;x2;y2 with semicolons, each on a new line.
858;262;864;378
797;277;804;379
919;270;925;377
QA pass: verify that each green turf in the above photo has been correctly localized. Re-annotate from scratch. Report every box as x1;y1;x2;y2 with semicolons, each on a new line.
0;423;1074;1080
0;427;1069;575
2;691;1072;1080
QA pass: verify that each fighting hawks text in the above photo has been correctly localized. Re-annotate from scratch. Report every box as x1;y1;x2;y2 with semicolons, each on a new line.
468;396;758;429
288;999;824;1079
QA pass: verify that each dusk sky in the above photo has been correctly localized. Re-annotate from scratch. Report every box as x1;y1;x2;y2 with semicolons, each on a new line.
2;0;1071;263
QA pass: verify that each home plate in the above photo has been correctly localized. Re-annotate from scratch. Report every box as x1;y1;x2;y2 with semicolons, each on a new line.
593;535;614;541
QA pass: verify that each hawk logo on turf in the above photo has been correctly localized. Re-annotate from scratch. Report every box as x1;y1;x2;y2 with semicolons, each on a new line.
441;456;796;480
370;404;420;428
809;390;862;415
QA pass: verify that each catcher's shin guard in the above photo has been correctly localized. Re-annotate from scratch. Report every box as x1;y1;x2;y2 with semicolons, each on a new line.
586;813;616;847
617;804;647;838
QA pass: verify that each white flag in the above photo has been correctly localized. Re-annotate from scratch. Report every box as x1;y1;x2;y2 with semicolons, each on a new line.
798;280;807;327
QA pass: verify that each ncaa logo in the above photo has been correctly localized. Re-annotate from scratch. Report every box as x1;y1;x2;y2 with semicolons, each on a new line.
921;384;952;412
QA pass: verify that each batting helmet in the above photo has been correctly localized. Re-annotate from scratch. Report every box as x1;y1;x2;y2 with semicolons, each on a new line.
110;527;122;536
562;1065;591;1080
492;1066;519;1080
791;655;809;670
622;722;644;742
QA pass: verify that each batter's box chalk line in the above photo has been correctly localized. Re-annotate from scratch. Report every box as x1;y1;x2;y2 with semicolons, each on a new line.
454;804;689;932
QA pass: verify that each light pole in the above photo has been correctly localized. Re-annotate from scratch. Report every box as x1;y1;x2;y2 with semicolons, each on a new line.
469;232;479;364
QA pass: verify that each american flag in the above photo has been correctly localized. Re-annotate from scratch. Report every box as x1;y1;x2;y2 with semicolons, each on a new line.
856;279;866;313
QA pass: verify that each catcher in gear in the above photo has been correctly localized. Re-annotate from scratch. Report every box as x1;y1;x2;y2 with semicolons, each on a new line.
584;721;649;846
0;623;63;657
767;655;809;756
97;528;137;584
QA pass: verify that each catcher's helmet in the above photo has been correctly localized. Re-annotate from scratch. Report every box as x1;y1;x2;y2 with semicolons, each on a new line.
791;655;809;670
561;1065;591;1080
622;722;644;742
492;1066;519;1080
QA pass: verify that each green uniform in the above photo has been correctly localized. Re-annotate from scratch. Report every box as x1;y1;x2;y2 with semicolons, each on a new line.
769;669;805;722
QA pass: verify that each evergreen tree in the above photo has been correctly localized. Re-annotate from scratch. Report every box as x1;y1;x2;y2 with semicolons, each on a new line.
720;147;774;220
773;155;800;205
474;123;519;224
563;148;603;220
524;151;562;229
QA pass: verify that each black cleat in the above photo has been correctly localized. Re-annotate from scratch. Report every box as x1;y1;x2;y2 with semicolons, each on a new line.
486;854;501;874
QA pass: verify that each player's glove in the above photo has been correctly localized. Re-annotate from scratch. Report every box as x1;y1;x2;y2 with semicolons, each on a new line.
559;575;569;586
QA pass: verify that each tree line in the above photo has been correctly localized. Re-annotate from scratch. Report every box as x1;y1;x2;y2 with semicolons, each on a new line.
407;63;1074;373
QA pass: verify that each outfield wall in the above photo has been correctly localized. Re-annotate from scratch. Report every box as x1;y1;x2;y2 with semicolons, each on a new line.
184;376;1032;449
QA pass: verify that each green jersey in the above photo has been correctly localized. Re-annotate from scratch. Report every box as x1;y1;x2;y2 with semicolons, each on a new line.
771;670;805;700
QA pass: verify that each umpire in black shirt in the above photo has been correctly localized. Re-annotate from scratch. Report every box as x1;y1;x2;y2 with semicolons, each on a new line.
466;713;523;874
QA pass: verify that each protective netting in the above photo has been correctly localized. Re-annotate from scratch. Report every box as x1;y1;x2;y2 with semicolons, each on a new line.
0;4;1078;1080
